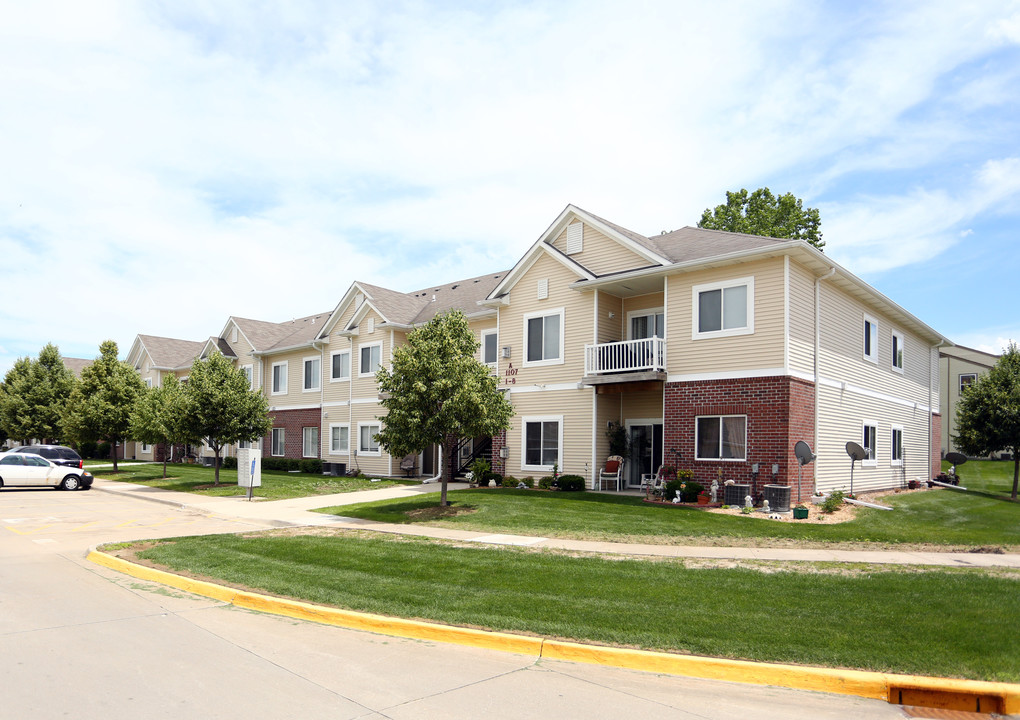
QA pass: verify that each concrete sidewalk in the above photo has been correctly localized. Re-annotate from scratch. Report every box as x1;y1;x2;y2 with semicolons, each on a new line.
92;478;1020;568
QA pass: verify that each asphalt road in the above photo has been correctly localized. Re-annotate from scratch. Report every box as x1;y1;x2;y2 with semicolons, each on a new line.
0;486;910;719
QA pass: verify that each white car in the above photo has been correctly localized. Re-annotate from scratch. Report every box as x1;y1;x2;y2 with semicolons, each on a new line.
0;452;94;491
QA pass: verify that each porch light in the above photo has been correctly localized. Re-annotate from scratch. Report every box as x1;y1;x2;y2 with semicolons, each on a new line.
499;447;508;459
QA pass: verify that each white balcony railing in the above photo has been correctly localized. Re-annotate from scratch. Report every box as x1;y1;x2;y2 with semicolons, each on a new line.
584;337;666;376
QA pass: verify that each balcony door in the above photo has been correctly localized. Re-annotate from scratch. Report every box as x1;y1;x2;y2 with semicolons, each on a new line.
626;420;663;488
629;310;664;340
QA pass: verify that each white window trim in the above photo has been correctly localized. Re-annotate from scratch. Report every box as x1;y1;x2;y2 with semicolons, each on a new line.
959;373;977;393
303;355;321;393
302;426;319;458
271;428;285;456
626;307;665;340
863;315;879;364
862;421;878;467
520;415;563;472
144;378;153;389
241;363;254;390
481;329;498;367
694;414;748;462
891;425;904;467
140;441;152;453
358;342;383;378
357;422;382;456
891;329;904;374
330;350;351;382
522;307;565;367
328;423;350;455
271;361;288;395
691;276;754;340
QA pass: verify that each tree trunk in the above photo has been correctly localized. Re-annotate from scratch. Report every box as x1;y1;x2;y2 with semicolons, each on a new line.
111;438;119;472
1012;452;1018;501
213;448;222;486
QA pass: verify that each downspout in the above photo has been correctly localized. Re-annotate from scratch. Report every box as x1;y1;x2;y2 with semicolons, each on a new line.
931;340;949;479
388;329;395;477
815;266;836;493
592;289;599;489
349;336;355;473
313;340;325;463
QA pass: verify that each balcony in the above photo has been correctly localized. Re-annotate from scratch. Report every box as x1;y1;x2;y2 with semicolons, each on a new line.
582;337;667;388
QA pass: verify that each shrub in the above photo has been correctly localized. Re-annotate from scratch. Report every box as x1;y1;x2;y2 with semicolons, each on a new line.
221;456;238;470
79;441;99;459
821;490;845;514
469;458;491;480
556;474;586;491
500;476;518;488
664;478;703;502
538;476;555;489
97;442;112;459
741;506;753;515
300;459;323;474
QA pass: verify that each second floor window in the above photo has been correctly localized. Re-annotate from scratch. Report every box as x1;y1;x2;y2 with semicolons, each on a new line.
360;344;382;376
525;310;563;364
271;362;287;394
331;351;350;381
482;331;498;365
303;357;320;391
693;278;753;338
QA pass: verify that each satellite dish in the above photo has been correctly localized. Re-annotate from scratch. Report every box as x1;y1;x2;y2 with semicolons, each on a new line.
794;441;816;466
945;452;968;466
845;441;868;462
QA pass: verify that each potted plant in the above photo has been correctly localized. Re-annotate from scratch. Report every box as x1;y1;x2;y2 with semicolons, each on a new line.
697;491;710;505
793;503;809;519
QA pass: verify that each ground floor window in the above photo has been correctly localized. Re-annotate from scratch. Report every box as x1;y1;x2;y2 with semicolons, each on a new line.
891;426;903;466
140;442;151;454
695;415;747;460
863;422;877;466
359;424;381;455
302;427;319;458
271;428;285;456
523;417;561;470
330;424;349;454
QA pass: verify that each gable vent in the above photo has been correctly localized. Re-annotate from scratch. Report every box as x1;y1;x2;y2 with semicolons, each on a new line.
537;278;549;300
566;221;583;254
367;318;375;334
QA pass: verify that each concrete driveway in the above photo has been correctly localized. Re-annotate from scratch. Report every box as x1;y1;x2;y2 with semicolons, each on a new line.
0;486;906;719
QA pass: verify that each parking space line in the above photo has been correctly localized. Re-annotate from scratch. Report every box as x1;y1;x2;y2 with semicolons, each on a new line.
5;524;55;535
72;521;102;532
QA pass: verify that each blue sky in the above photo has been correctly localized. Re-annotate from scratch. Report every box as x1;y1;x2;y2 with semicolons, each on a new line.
1;0;1018;376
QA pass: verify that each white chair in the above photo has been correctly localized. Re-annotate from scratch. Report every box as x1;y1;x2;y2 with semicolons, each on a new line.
598;455;625;491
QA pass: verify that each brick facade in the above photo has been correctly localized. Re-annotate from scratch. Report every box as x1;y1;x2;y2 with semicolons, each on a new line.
491;429;507;476
664;376;816;502
265;407;323;459
931;412;942;477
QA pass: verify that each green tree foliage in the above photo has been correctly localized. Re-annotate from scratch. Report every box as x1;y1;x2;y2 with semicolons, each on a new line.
0;344;76;444
375;310;514;505
698;187;824;250
183;351;271;485
954;343;1020;500
62;340;145;471
129;375;200;478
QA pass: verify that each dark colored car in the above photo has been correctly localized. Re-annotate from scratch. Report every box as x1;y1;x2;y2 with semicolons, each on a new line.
12;444;84;469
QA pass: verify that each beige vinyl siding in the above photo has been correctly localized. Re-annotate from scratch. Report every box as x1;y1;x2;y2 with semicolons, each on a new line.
596;292;623;345
349;400;391;476
666;258;785;376
594;393;620;474
323;305;358;405
507;386;594;483
351;307;388;402
939;348;994;454
788;260;817;377
817;283;931;408
621;388;663;420
498;251;591;386
815;384;931;494
471;317;498;368
549;222;653;276
265;347;321;408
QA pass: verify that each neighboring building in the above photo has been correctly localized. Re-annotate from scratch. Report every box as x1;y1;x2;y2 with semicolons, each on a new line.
124;204;948;500
61;356;92;378
939;344;1001;457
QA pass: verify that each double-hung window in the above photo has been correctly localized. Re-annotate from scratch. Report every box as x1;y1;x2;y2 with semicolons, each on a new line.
864;316;879;363
692;278;753;339
271;362;288;394
358;423;381;455
522;417;561;470
524;309;563;365
241;364;254;390
302;427;319;457
359;343;382;377
481;330;498;367
303;357;321;392
329;424;349;454
695;415;747;460
271;428;285;456
959;373;977;393
891;330;904;373
330;350;350;381
862;422;877;466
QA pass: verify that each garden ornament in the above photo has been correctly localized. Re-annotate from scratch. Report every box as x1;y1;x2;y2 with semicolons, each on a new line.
744;494;753;509
762;499;770;513
710;479;719;503
672;490;682;504
488;478;497;487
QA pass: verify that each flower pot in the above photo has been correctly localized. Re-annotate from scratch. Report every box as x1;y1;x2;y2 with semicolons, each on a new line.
697;495;709;505
793;507;809;519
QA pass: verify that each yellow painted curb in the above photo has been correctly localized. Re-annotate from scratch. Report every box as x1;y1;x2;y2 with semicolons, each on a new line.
89;549;1020;714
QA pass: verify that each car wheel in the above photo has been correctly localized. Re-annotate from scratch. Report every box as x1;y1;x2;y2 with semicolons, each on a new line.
61;475;81;491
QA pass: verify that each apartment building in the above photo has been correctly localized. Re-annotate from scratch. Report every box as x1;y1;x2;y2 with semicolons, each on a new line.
126;204;947;499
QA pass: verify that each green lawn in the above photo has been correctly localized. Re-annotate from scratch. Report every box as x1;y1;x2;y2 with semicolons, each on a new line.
92;462;417;500
319;460;1020;548
134;531;1020;682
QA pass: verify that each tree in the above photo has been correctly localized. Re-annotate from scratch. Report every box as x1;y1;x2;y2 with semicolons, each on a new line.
375;310;514;506
0;357;34;444
183;351;271;485
0;345;75;444
954;342;1020;500
129;375;200;478
698;187;824;250
62;340;146;471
